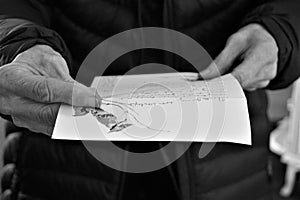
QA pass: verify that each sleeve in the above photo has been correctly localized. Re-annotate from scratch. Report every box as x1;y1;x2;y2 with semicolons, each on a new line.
0;0;72;69
241;0;300;89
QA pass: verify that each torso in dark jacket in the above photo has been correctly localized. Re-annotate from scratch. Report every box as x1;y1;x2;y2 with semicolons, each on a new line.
0;0;292;200
50;0;262;75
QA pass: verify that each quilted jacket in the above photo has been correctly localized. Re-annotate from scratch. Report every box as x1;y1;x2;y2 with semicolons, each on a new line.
1;0;300;200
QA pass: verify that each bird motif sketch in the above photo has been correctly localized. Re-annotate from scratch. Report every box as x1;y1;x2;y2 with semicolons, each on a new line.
73;99;169;133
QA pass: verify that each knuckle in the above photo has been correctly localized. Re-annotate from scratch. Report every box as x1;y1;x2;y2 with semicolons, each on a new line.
0;65;18;84
229;33;241;42
0;105;12;115
0;98;11;115
27;127;41;134
268;64;277;79
24;122;43;134
46;54;59;65
233;71;247;87
11;116;24;128
0;66;8;79
261;42;278;59
260;63;277;80
258;81;270;88
33;79;53;102
253;40;278;58
228;32;247;45
227;35;236;44
250;81;269;90
244;86;256;92
269;42;279;56
38;105;58;125
46;126;54;136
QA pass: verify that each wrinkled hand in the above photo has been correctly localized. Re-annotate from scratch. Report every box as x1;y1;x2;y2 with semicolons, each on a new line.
0;45;101;135
200;24;278;91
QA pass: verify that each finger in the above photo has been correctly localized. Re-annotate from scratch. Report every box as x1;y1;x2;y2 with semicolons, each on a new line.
245;88;256;92
12;115;53;136
231;48;275;89
231;63;258;89
8;97;60;126
231;69;248;88
9;97;59;136
200;35;246;79
231;63;269;89
0;95;12;115
244;80;270;91
256;62;277;83
1;66;101;107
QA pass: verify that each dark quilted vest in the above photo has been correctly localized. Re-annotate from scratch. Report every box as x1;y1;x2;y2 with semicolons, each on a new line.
1;0;278;200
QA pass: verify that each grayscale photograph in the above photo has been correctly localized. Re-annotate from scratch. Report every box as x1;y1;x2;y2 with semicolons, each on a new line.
0;0;299;200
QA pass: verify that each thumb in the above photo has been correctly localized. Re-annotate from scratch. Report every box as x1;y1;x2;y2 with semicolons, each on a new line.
200;36;244;79
3;70;101;107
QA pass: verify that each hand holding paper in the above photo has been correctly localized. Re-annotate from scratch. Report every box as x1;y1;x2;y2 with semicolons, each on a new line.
53;73;251;145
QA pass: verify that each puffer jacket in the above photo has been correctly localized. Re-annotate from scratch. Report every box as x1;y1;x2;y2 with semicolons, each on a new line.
1;0;300;200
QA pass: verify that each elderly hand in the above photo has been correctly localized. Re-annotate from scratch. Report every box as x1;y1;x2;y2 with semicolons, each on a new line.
0;45;101;136
200;24;278;91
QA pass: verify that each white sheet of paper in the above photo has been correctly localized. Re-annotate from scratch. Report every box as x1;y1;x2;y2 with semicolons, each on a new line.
52;73;251;144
